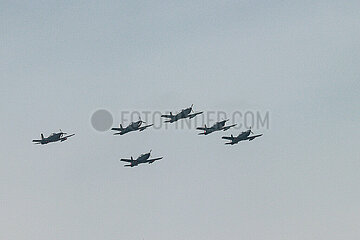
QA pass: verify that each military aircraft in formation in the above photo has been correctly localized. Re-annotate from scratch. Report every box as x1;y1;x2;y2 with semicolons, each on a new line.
111;117;153;135
120;150;163;167
222;127;262;145
33;105;264;167
161;104;203;123
196;119;236;135
32;130;75;145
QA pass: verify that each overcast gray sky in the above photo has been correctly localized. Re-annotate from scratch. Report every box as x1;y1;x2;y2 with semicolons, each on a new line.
1;1;360;239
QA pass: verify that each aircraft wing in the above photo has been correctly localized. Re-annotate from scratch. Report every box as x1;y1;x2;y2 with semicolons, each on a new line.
247;134;263;141
161;114;173;118
124;162;139;167
196;127;208;130
60;134;75;141
114;130;130;135
139;124;154;131
145;157;163;164
124;164;137;167
188;111;203;119
223;124;236;131
111;127;122;131
32;139;42;144
164;119;177;123
120;158;134;163
222;136;234;140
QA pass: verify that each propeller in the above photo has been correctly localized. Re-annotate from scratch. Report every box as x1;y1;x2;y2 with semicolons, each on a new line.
59;129;67;135
220;119;229;124
249;127;254;134
138;116;146;123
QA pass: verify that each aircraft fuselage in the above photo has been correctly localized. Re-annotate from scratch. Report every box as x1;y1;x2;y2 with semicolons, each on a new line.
136;152;151;163
200;121;227;135
173;108;191;120
119;121;142;134
224;131;251;144
39;133;63;144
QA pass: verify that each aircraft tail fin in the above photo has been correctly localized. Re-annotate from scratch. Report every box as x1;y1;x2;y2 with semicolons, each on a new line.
41;134;44;140
120;124;123;130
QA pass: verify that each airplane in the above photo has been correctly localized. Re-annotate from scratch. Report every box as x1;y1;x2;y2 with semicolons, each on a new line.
161;104;203;123
120;150;163;167
32;130;75;145
196;119;236;135
111;117;153;135
222;127;262;145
